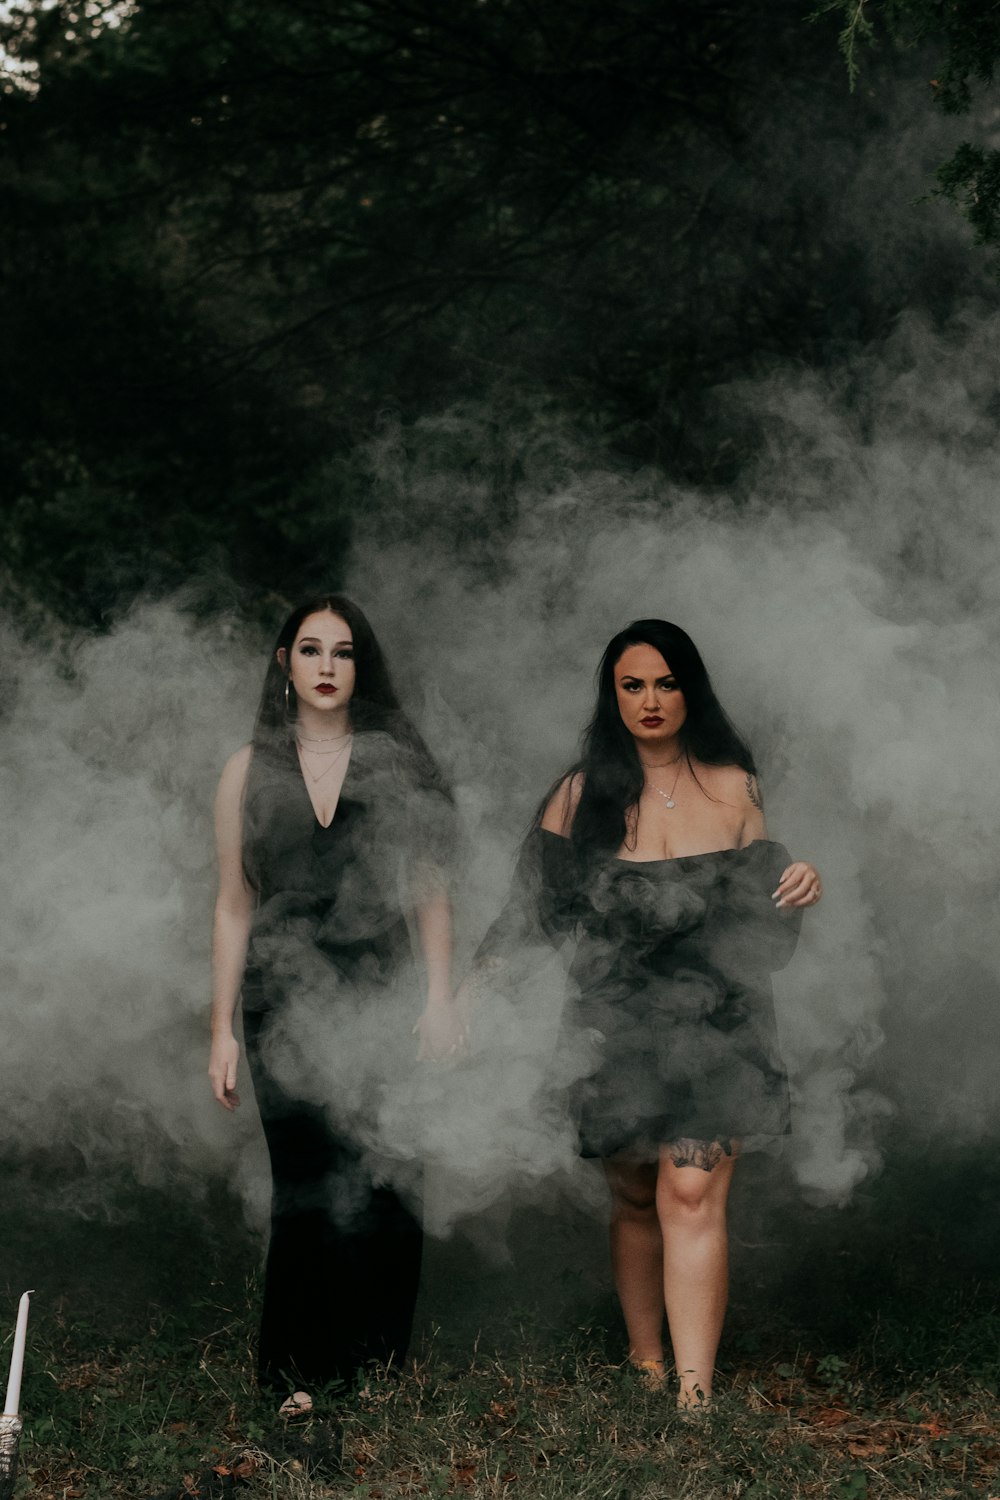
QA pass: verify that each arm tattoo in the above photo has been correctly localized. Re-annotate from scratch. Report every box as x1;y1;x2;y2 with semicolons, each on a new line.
745;773;764;812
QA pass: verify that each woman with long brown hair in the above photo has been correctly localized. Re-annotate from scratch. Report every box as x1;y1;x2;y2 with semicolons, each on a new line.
209;595;461;1412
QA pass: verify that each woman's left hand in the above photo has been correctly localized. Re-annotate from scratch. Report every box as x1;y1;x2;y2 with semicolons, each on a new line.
773;861;823;909
414;998;468;1062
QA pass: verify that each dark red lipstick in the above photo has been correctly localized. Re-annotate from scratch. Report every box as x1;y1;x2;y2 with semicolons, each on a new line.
315;684;337;695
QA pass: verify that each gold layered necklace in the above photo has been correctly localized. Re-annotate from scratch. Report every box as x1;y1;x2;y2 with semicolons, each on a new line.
296;733;352;783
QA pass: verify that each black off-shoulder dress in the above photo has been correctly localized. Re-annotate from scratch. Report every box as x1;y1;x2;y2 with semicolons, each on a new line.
479;829;801;1158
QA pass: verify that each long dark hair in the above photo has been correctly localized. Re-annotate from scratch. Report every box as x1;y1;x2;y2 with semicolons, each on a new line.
250;593;451;794
555;619;755;857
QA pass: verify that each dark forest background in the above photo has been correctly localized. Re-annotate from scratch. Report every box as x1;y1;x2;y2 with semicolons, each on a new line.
2;0;1000;628
4;13;1000;1494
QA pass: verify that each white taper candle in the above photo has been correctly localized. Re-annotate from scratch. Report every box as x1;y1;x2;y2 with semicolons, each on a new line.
2;1293;33;1417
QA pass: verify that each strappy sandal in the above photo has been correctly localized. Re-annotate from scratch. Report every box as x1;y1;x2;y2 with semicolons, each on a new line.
630;1358;668;1391
278;1390;314;1418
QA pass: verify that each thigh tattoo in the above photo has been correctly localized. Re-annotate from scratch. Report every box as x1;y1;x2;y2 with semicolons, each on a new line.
667;1138;733;1172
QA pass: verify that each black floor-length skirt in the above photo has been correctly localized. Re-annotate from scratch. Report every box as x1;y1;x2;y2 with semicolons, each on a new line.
244;1010;423;1394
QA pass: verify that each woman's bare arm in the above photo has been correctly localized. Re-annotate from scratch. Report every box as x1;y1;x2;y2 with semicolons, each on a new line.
209;745;254;1110
737;769;822;908
413;874;465;1061
415;879;452;1004
740;772;768;844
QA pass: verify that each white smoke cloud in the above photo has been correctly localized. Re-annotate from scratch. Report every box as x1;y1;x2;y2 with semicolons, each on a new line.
349;306;1000;1206
1;305;997;1233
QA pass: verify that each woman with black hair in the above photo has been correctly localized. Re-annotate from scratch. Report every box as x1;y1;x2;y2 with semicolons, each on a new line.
209;596;461;1412
473;619;820;1412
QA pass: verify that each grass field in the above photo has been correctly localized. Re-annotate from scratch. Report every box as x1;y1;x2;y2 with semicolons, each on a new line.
3;1140;999;1499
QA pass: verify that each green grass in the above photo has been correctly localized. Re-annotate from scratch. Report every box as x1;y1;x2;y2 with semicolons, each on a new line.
14;1328;1000;1498
4;1142;1000;1498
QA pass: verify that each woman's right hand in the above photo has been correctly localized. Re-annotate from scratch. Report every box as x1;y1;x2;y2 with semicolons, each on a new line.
209;1032;241;1111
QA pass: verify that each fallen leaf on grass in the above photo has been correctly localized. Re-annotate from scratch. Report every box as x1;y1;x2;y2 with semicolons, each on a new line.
813;1407;853;1427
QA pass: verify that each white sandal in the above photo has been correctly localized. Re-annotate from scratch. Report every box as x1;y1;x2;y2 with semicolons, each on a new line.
278;1390;313;1418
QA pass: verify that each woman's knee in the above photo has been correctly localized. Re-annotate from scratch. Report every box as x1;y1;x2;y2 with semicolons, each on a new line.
657;1140;735;1218
605;1161;658;1222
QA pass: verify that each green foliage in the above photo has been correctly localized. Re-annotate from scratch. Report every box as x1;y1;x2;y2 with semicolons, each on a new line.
815;0;1000;108
0;0;994;622
817;1;1000;254
936;141;1000;246
816;1351;852;1396
812;0;881;88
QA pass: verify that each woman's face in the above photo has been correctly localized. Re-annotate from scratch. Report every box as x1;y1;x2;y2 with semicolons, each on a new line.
278;610;357;712
614;642;687;746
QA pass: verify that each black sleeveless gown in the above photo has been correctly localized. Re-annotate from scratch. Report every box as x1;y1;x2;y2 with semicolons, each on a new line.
240;733;445;1393
479;830;802;1157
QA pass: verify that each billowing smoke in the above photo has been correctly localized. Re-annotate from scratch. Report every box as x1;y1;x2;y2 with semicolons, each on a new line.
2;302;997;1233
351;306;1000;1209
0;606;271;1219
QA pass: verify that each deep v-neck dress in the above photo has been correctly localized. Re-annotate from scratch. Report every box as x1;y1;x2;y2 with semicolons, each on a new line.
242;738;414;1018
238;729;447;1393
477;829;802;1157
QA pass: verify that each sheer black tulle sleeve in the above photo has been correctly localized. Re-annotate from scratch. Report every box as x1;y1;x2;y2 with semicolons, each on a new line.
469;828;580;981
707;839;803;976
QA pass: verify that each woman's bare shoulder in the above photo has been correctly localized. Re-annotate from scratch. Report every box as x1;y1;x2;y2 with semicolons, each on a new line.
699;761;763;810
217;744;253;800
540;770;584;837
223;743;253;775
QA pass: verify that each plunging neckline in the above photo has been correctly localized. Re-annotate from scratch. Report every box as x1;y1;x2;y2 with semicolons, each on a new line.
296;736;354;829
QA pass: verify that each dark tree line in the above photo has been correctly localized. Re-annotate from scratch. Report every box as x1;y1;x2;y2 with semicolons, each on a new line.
1;0;995;623
822;0;1000;245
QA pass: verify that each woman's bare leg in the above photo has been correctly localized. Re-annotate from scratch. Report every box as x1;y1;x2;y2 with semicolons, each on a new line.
656;1139;736;1409
603;1157;664;1366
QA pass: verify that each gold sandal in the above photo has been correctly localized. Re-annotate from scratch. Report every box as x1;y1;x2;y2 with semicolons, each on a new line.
631;1358;668;1391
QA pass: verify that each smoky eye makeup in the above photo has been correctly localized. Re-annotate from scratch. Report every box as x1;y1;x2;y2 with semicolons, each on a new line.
295;639;354;656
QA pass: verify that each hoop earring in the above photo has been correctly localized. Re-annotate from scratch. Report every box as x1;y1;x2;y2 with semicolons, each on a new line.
284;678;292;715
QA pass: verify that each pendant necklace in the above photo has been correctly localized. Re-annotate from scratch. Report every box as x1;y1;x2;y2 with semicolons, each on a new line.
647;756;685;809
297;734;352;783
